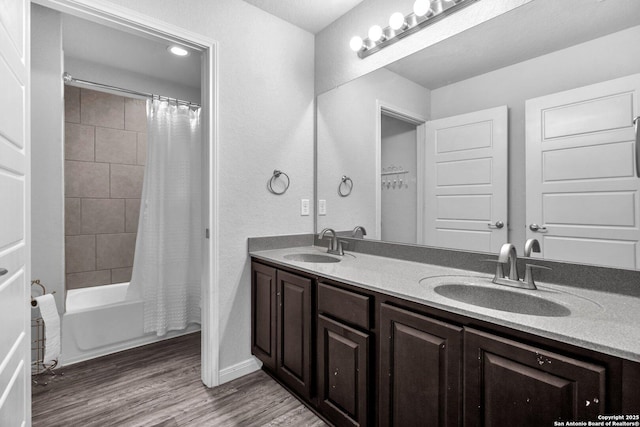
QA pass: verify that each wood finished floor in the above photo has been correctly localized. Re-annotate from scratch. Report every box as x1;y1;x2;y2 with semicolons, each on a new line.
32;333;328;427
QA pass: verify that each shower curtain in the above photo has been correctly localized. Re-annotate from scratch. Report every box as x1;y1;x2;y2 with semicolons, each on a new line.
128;99;202;336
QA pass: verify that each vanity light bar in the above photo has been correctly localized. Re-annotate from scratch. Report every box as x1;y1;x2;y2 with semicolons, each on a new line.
351;0;480;59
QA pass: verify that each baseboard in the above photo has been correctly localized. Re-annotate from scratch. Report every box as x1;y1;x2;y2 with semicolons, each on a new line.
219;357;261;385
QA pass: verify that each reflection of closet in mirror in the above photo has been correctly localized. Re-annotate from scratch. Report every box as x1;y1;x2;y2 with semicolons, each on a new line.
380;115;418;244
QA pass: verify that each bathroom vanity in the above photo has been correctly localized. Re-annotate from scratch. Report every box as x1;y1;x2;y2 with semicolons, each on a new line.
250;245;640;427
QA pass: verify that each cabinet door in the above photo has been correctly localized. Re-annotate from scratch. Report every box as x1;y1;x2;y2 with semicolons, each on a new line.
379;304;463;427
464;328;606;427
277;270;313;399
251;262;277;370
317;315;369;427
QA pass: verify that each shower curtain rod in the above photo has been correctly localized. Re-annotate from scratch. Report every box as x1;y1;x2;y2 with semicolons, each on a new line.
62;72;201;108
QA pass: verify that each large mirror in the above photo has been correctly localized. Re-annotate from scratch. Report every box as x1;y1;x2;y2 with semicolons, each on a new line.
317;0;640;270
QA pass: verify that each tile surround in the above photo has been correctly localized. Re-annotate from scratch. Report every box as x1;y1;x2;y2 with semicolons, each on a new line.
66;270;111;290
64;87;147;289
125;199;141;233
65;235;96;274
64;85;80;124
64;123;95;161
81;198;125;235
125;98;147;132
96;233;137;270
95;127;137;164
64;160;110;198
110;164;145;198
65;198;81;236
80;89;125;129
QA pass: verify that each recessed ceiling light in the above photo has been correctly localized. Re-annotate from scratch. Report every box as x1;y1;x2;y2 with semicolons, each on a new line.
168;45;189;57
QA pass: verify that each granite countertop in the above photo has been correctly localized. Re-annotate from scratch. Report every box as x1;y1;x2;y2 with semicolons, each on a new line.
250;245;640;363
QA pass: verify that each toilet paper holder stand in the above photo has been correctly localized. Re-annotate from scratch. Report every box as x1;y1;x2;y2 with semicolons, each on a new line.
31;280;59;385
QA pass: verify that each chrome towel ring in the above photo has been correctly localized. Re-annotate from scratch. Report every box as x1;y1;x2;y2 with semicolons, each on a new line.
338;175;353;197
268;169;290;195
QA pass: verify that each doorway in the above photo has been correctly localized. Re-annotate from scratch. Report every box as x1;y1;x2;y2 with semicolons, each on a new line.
31;0;219;387
376;103;426;244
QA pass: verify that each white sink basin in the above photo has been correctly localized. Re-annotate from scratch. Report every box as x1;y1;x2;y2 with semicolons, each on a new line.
433;283;571;317
419;275;601;317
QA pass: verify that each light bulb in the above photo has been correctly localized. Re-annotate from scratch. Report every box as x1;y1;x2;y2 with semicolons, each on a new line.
349;36;364;52
413;0;431;17
168;45;189;56
368;25;384;42
389;12;406;30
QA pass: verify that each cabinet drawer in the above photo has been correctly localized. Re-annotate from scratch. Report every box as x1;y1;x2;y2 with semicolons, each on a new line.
318;282;371;330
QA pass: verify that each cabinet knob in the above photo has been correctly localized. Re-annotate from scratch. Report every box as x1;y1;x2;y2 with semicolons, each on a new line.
487;220;504;229
0;268;7;276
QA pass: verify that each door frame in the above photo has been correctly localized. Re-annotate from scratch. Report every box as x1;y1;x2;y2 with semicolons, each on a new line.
375;100;427;243
31;0;220;387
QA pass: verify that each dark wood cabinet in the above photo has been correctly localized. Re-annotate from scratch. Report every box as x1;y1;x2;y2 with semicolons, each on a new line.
251;258;638;426
276;269;313;400
251;262;314;399
464;328;606;427
379;303;463;427
317;314;370;427
251;262;277;371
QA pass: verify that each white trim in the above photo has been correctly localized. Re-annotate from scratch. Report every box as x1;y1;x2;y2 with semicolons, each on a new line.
31;0;220;387
375;100;427;243
219;357;262;385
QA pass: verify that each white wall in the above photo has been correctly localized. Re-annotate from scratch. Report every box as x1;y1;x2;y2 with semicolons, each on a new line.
317;68;429;236
430;25;640;253
92;0;316;375
31;4;65;313
64;57;201;104
380;115;417;244
314;0;531;94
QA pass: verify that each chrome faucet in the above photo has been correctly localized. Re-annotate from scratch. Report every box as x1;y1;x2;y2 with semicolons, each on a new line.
523;238;550;289
524;238;540;257
352;226;367;239
319;228;344;256
496;243;519;281
488;242;550;290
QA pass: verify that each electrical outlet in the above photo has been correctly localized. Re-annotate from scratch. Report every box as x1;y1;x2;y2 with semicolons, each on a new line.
318;199;327;216
301;199;310;216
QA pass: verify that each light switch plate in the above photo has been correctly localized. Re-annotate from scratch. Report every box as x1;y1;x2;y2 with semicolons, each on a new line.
318;199;327;215
301;199;310;216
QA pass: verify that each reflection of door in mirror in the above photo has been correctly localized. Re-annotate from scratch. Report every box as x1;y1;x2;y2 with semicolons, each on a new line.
424;106;508;253
380;115;419;244
526;74;640;270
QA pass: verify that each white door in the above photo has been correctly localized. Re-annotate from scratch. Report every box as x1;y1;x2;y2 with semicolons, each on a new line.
525;74;640;269
424;106;508;252
0;0;31;425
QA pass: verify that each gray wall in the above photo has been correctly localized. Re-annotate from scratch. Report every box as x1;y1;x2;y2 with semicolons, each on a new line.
100;0;316;374
316;68;429;237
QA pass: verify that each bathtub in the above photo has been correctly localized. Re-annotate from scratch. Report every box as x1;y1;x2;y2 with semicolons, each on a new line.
61;282;200;365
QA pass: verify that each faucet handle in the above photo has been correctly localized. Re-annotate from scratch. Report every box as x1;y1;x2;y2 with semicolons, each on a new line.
523;264;552;289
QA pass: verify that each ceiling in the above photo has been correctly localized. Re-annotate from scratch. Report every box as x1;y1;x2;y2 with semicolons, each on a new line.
242;0;364;34
386;0;640;89
62;14;201;90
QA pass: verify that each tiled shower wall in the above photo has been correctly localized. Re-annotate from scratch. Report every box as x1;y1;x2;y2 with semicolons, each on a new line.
64;86;147;289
